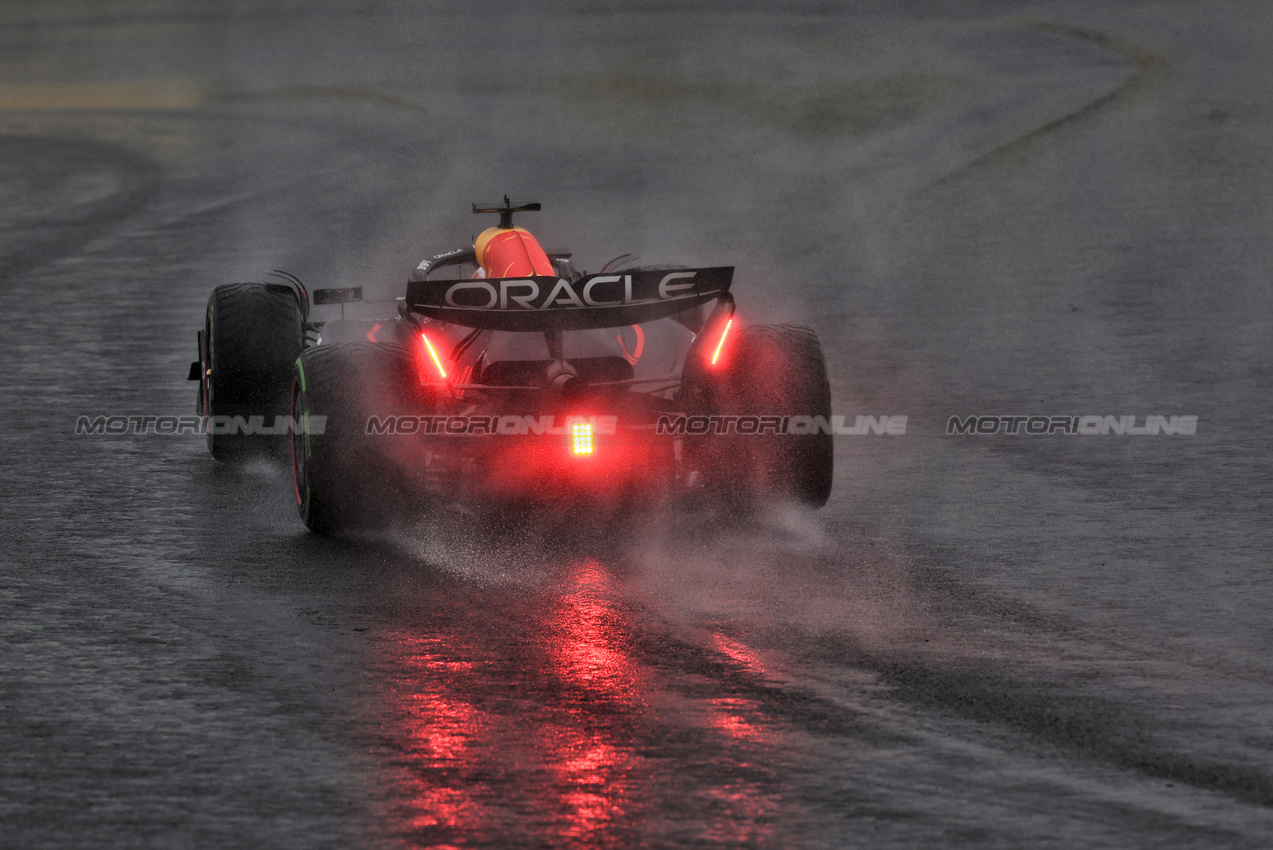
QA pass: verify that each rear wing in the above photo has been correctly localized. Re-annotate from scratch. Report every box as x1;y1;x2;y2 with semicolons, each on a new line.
405;267;733;331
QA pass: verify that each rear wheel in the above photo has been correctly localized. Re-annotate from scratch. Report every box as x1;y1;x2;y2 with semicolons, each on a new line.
682;323;833;509
291;341;428;535
204;283;304;461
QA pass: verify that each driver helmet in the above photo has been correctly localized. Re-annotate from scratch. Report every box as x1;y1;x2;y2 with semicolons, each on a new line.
474;226;555;278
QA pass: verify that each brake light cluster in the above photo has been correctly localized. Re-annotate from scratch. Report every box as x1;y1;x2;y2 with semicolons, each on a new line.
572;422;594;455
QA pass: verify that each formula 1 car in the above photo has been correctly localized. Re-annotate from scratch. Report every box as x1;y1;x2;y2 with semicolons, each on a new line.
189;199;832;534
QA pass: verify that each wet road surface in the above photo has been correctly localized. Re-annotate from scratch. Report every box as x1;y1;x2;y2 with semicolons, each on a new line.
2;1;1272;846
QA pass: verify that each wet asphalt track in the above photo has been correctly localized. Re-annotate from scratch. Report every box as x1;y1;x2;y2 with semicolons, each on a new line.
2;1;1273;847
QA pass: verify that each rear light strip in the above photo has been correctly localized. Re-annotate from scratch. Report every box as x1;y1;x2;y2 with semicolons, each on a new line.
421;332;448;379
710;316;733;366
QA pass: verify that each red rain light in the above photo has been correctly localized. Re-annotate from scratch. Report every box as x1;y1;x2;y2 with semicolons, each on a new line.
710;317;733;366
421;332;447;379
572;422;594;455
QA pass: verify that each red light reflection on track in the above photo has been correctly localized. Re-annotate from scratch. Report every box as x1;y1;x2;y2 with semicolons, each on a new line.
712;632;769;677
706;696;768;745
373;572;793;846
383;635;487;841
542;561;644;840
708;633;775;743
548;561;642;703
550;734;632;843
703;780;782;845
376;566;647;847
700;632;783;844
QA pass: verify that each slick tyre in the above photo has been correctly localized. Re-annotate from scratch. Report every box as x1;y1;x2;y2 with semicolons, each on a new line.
203;283;304;461
291;341;426;535
684;324;833;509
